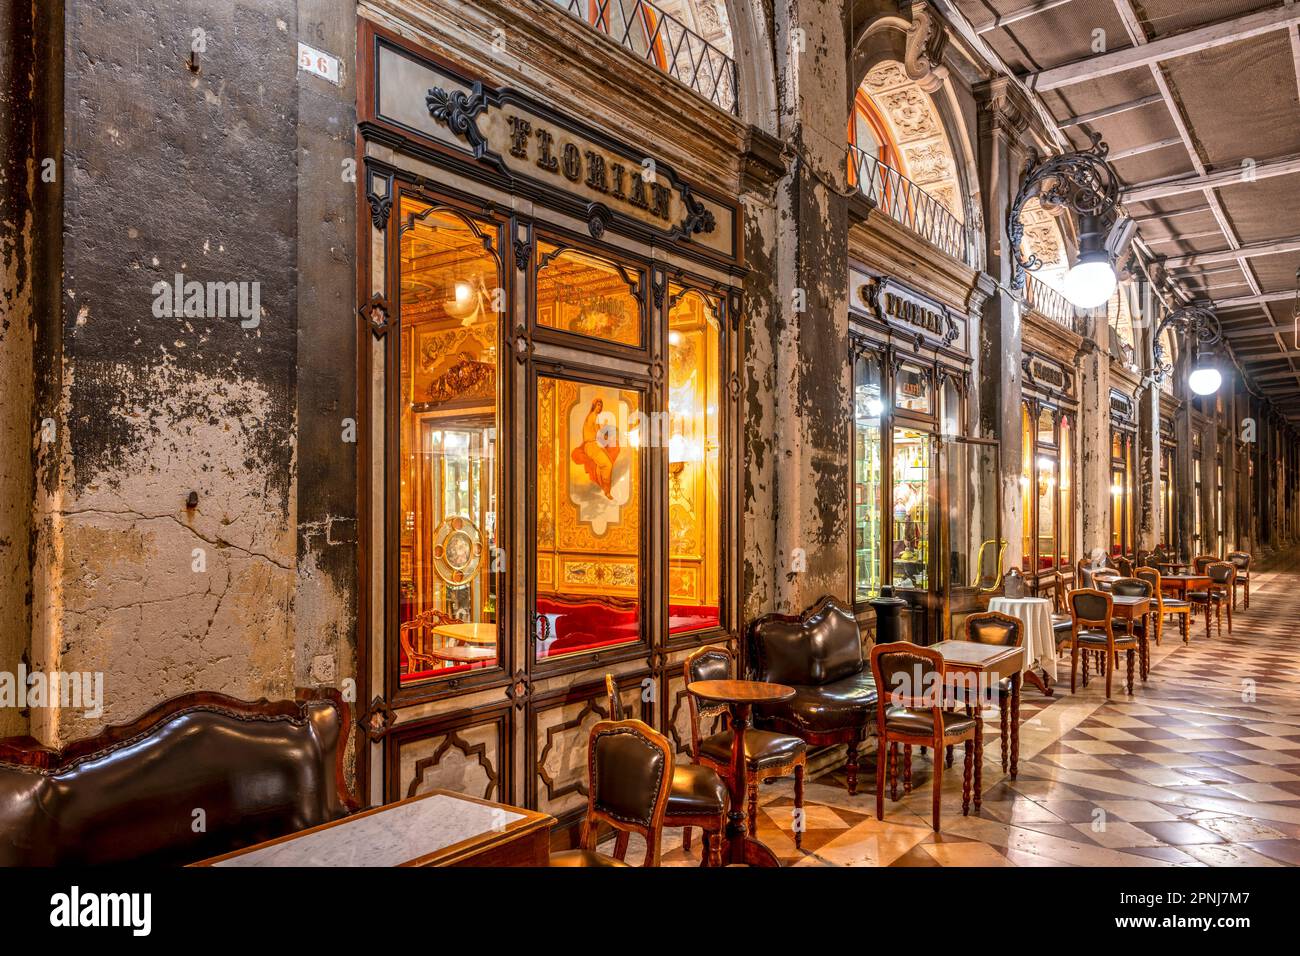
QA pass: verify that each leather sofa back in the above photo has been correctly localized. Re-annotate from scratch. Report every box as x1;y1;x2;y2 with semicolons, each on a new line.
748;596;863;686
0;690;353;866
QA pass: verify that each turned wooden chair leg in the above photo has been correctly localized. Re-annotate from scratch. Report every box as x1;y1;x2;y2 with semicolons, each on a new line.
999;695;1009;773
747;776;759;836
930;742;944;832
1126;649;1135;695
1104;646;1113;699
846;735;860;797
889;742;900;801
1226;596;1232;634
1081;644;1090;687
682;826;692;852
903;744;912;793
614;831;630;860
961;739;973;816
875;738;887;821
794;762;806;850
945;744;954;769
1071;642;1079;693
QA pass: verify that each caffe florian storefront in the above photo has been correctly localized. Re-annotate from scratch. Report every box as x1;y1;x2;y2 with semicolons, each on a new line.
354;24;744;828
848;267;999;646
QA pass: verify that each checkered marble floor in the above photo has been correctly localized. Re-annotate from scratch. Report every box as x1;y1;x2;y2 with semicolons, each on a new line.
655;553;1300;867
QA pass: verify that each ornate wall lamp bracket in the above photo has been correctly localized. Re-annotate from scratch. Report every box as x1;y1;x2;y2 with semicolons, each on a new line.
1007;132;1121;293
1142;304;1223;394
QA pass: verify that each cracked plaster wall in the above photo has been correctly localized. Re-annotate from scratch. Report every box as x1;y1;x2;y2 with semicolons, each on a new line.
21;0;357;747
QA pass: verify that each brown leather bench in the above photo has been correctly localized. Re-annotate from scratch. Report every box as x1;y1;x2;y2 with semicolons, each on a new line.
747;596;878;794
0;688;355;865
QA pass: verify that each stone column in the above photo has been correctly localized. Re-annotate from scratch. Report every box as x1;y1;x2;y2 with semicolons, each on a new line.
1077;333;1112;559
973;78;1035;573
765;0;854;613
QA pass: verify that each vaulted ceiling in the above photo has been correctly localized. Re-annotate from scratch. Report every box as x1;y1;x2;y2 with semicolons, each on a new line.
949;0;1300;419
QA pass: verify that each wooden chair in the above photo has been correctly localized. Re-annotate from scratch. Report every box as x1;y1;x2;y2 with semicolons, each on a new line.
870;642;977;832
1192;553;1217;574
604;674;726;866
1067;589;1136;699
684;646;807;848
549;719;673;867
964;611;1023;774
1048;571;1073;650
1110;577;1153;682
398;609;457;673
1115;555;1135;577
1226;551;1251;610
1190;562;1236;638
1136;566;1191;645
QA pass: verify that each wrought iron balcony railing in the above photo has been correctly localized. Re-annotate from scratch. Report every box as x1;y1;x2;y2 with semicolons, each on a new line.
849;146;973;266
548;0;738;115
1024;272;1079;334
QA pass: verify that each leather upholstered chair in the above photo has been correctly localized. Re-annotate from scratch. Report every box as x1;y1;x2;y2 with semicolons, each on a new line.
870;642;977;832
1048;572;1073;650
1115;555;1135;578
604;674;727;866
1110;577;1153;682
1136;566;1190;645
1067;588;1136;698
964;611;1023;774
1226;551;1251;609
550;719;673;867
0;690;354;866
1189;561;1235;638
746;596;877;796
1192;553;1217;574
685;646;808;848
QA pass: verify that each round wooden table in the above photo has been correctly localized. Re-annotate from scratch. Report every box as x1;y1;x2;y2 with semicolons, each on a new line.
432;622;497;646
686;679;795;867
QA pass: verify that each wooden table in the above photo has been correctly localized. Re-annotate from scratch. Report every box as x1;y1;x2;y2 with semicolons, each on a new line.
433;622;497;646
1160;573;1209;600
687;678;795;867
1157;561;1189;574
427;644;497;665
196;789;554;867
931;641;1024;800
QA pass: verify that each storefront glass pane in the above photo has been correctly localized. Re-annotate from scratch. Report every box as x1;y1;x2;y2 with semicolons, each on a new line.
892;426;930;589
667;287;722;634
1059;416;1073;568
1111;465;1125;555
398;200;501;686
534;375;643;662
535;240;643;347
894;362;931;414
853;352;883;601
1036;449;1056;572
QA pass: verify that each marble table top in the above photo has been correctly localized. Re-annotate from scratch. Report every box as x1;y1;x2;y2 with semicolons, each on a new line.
212;792;524;867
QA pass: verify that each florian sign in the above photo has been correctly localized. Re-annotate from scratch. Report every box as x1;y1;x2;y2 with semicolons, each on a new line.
364;35;732;254
856;274;961;349
1021;353;1073;395
423;84;717;242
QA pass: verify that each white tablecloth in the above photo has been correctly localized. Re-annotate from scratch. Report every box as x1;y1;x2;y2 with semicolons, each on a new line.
988;596;1057;680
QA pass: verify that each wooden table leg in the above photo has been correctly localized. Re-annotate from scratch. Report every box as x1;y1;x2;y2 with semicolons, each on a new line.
973;708;983;812
718;701;781;868
1009;672;1021;780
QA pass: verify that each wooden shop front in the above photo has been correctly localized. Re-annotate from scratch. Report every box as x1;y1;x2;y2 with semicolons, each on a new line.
353;22;744;837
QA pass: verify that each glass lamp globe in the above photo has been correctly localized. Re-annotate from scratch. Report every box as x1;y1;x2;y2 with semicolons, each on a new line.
1062;257;1117;309
1188;365;1222;396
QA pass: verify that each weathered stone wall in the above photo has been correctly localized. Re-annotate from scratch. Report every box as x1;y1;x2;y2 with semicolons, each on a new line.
24;0;356;745
0;2;37;738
